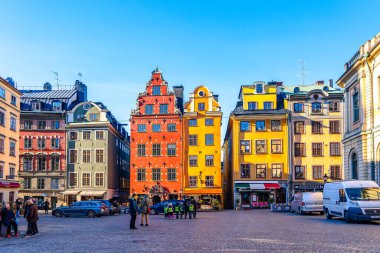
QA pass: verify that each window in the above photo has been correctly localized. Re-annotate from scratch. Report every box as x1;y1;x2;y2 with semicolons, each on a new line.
255;140;266;154
168;168;176;181
330;142;341;156
32;101;41;111
189;176;197;187
255;84;263;93
145;104;153;115
294;143;305;157
272;164;282;178
205;176;214;187
83;131;91;140
189;119;197;127
0;136;4;153
37;157;46;171
69;150;77;163
205;118;214;126
189;135;197;146
330;166;341;180
89;113;97;121
82;173;91;186
52;101;61;111
70;132;78;140
51;156;60;170
294;121;304;134
24;138;32;149
96;149;104;163
240;121;250;132
240;164;250;178
9;140;16;156
0;163;3;178
153;144;161;156
137;144;146;156
312;166;323;179
0;87;5;99
264;102;273;110
23;120;32;130
295;166;305;179
152;168;161;181
0;110;4;126
256;164;266;178
37;138;45;149
83;150;91;163
23;157;33;171
311;102;322;113
10;95;16;106
152;86;160;95
189;156;198;167
312;143;323;157
159;104;168;114
96;131;104;140
271;120;281;131
167;124;176;131
248;102;257;110
240;140;251;154
271;140;282;153
205;134;214;145
312;121;323;134
51;137;60;149
329;121;340;134
38;121;46;129
52;120;60;130
24;178;31;189
198;103;205;111
329;101;339;112
51;178;59;190
70;173;78;186
37;178;45;189
294;103;304;113
205;155;214;166
152;124;161;132
167;144;176;156
137;169;146;181
10;117;16;131
95;173;104;186
137;124;146;132
353;91;360;122
256;120;265;131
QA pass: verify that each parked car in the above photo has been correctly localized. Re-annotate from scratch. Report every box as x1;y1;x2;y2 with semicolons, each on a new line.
323;180;380;223
52;201;108;218
290;192;324;215
149;200;184;215
94;200;121;215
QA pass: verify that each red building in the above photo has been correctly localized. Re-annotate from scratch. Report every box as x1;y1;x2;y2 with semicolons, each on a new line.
130;68;183;204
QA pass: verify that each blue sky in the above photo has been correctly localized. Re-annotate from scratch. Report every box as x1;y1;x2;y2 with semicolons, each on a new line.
1;0;380;136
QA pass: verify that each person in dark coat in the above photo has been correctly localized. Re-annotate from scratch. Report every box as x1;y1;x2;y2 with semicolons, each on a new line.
191;198;198;219
15;199;22;217
128;194;138;230
25;199;39;237
1;203;19;238
43;200;50;215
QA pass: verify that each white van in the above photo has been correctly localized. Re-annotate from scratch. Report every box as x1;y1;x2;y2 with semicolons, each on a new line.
323;180;380;222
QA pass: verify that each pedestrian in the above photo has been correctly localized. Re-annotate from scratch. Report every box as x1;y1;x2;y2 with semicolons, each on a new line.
174;203;180;219
44;200;50;215
25;199;39;238
179;202;185;219
164;205;168;219
140;196;150;226
128;194;138;230
183;200;189;219
188;202;194;219
1;203;19;238
191;198;197;219
15;199;22;217
167;203;175;220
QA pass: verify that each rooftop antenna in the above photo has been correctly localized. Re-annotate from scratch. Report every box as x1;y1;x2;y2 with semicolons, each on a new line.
78;72;82;82
51;71;61;89
297;59;309;85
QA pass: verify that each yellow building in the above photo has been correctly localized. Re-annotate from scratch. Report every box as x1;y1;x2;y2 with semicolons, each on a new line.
183;86;223;208
0;77;22;203
223;81;289;209
280;82;344;193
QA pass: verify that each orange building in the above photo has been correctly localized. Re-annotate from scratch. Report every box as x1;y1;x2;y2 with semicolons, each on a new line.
130;68;183;204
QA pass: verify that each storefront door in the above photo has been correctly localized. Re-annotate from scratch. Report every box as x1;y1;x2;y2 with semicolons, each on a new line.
241;192;251;208
51;197;57;209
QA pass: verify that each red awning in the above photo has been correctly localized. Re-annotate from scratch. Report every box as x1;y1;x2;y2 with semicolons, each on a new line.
264;183;281;190
0;181;20;188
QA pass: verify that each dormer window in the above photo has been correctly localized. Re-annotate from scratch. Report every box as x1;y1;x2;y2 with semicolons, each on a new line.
256;84;263;94
32;101;41;111
89;113;98;121
52;101;61;111
152;86;160;95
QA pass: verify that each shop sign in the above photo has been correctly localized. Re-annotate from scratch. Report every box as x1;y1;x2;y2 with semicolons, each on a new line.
294;184;324;192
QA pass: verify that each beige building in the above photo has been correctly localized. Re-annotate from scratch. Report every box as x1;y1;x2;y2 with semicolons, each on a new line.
0;77;22;203
337;33;380;183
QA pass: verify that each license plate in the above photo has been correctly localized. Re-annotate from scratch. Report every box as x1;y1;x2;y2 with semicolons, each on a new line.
371;216;380;218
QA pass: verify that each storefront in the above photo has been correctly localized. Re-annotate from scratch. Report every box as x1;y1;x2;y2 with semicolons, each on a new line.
0;180;20;203
183;188;223;210
62;190;81;205
293;182;324;193
79;191;106;201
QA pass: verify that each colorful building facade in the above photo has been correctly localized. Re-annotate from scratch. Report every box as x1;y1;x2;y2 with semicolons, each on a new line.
280;82;344;193
0;77;22;203
224;81;289;209
183;85;223;206
337;33;380;184
130;68;183;204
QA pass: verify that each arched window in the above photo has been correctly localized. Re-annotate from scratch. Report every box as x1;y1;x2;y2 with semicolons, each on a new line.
351;152;358;179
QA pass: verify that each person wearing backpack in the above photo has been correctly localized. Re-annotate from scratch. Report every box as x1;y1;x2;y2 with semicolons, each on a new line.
140;196;150;226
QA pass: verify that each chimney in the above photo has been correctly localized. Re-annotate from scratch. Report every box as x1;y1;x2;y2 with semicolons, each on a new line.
74;80;88;102
329;79;334;88
172;85;184;113
43;82;52;91
213;94;219;102
316;80;324;85
6;77;16;87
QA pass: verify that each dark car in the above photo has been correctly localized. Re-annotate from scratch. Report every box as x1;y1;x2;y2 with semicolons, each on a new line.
94;200;121;215
52;201;107;218
149;200;184;215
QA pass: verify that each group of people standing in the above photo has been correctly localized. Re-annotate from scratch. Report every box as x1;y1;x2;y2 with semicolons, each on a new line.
128;193;151;229
164;198;197;220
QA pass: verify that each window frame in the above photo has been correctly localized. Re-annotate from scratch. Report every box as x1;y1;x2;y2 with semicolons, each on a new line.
256;164;267;179
205;155;214;167
255;140;267;154
255;120;266;131
240;163;251;178
294;121;305;134
271;139;282;154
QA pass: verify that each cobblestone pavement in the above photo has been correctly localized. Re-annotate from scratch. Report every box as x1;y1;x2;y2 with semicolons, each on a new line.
1;210;379;253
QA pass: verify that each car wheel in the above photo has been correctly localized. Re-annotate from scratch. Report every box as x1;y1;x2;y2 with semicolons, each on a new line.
55;210;63;218
344;211;352;223
325;209;332;220
88;210;96;218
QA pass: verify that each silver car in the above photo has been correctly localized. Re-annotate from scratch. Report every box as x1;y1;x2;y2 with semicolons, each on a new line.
290;192;324;215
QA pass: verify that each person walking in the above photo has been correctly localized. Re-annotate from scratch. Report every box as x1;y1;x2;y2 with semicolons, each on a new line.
43;200;50;215
1;203;19;238
191;198;197;219
183;200;189;219
128;194;138;230
140;196;150;226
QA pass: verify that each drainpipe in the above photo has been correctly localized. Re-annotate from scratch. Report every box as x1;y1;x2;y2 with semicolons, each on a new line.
287;100;293;204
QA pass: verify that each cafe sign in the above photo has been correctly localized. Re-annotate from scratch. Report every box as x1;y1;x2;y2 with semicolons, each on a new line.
294;184;324;192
